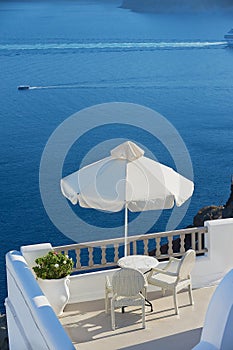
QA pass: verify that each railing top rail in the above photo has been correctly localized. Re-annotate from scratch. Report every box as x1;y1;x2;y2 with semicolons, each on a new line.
54;226;207;250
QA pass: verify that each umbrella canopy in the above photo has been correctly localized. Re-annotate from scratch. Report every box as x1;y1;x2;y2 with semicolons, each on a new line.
60;141;194;255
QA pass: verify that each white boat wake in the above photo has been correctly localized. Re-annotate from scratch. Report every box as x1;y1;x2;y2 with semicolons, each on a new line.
1;40;227;52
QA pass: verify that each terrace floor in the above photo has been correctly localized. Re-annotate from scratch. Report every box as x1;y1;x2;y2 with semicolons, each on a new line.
59;285;216;350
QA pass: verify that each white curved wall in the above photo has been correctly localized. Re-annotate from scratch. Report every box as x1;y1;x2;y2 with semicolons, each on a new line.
5;250;75;350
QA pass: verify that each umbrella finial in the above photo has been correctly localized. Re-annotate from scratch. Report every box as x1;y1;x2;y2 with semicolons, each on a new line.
111;141;144;161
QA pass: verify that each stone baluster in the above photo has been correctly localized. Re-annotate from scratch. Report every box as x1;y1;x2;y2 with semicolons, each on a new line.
132;240;137;255
113;244;118;262
191;232;196;250
75;248;81;269
88;247;93;266
180;234;185;253
144;239;148;255
198;232;202;251
168;236;173;255
102;247;106;265
155;237;161;257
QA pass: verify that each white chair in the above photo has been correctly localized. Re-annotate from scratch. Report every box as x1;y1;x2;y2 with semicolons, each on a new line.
105;268;147;330
147;249;196;315
192;268;233;350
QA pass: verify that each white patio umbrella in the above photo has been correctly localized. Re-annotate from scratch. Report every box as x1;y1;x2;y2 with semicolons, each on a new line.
60;141;194;256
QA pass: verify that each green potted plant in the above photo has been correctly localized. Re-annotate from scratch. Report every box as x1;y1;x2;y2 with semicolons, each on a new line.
33;251;73;279
32;251;74;316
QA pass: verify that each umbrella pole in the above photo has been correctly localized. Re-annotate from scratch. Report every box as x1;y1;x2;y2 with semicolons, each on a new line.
124;203;128;257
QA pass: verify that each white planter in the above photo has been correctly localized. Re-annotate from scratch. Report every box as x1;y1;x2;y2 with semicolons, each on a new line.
38;276;70;316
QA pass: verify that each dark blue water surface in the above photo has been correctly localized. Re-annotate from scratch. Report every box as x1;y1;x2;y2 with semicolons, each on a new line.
0;0;233;312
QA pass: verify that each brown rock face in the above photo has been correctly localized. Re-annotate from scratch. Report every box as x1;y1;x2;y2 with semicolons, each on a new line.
222;180;233;218
222;204;233;218
193;177;233;226
193;205;224;227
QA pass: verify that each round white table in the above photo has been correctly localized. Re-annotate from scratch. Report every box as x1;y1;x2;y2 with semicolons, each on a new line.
118;255;159;274
117;255;159;312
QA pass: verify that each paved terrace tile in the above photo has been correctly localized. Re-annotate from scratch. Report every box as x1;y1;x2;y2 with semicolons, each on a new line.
59;286;216;350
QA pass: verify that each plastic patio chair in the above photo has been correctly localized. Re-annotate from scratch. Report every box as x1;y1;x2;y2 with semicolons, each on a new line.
147;249;196;315
105;268;147;330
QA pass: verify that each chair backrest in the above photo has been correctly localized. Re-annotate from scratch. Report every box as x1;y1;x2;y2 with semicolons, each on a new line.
177;249;196;280
112;268;145;297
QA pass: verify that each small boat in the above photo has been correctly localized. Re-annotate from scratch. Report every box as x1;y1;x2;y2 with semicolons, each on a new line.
18;85;30;90
224;29;233;46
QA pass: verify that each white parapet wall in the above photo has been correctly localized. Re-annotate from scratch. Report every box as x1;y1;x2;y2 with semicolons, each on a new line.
68;218;233;303
5;250;75;350
5;218;233;349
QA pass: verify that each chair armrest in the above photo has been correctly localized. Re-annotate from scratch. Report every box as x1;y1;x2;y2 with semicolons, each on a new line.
150;267;177;277
162;257;180;272
169;257;181;263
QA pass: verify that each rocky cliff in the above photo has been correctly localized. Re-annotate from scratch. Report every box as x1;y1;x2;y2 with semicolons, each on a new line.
121;0;233;12
193;176;233;227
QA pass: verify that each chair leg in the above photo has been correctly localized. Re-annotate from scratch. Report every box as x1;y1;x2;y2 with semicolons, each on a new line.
162;288;166;296
105;291;109;314
142;286;147;299
188;284;194;305
111;300;116;330
173;289;179;315
142;302;145;329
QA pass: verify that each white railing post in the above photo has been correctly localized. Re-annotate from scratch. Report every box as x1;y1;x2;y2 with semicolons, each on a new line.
192;218;233;288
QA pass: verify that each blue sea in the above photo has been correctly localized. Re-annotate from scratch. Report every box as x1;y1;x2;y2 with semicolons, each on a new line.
0;0;233;313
